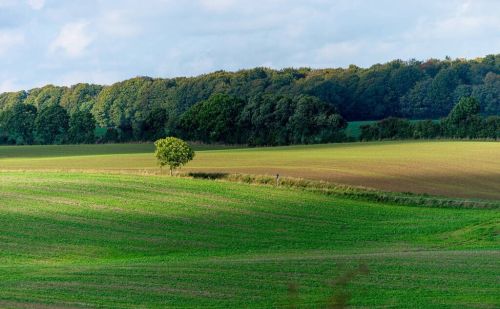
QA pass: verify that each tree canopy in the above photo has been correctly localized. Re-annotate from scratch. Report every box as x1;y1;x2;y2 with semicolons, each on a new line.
34;105;69;145
154;137;195;175
0;55;498;145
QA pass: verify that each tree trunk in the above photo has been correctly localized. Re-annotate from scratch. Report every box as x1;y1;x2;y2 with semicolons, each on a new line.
170;167;173;176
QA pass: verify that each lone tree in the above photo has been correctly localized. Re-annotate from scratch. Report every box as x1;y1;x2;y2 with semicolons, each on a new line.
154;137;195;176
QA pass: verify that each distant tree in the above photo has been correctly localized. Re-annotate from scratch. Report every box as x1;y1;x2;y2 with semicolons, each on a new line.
92;77;154;128
288;95;347;144
239;95;294;145
0;109;13;144
68;110;96;144
34;105;69;144
25;85;66;109
100;127;119;143
377;117;413;139
479;116;499;139
238;94;348;146
6;103;37;145
60;83;103;114
0;91;27;111
360;124;380;141
443;97;482;138
400;78;433;118
472;73;500;115
118;123;134;142
359;117;414;141
139;107;167;141
428;68;461;117
154;137;195;176
179;93;245;143
413;120;441;139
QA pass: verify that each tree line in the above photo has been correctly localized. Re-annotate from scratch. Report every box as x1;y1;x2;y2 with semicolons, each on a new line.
0;92;347;145
0;54;498;145
360;97;499;141
0;104;96;145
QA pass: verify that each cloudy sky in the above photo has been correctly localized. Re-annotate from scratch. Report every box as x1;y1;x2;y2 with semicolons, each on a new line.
0;0;499;92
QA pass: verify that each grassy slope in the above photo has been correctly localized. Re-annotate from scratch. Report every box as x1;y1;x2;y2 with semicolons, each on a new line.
1;141;499;200
0;171;498;308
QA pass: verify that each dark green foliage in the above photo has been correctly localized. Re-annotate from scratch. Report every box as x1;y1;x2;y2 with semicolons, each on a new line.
400;78;433;119
4;103;37;145
482;116;500;139
60;83;103;115
362;96;495;141
0;110;10;144
1;55;498;127
92;77;155;128
68;110;96;144
138;108;168;141
413;120;441;139
443;97;482;138
34;105;69;144
376;117;414;140
360;118;413;141
0;55;498;145
239;95;294;145
25;85;65;109
179;94;245;143
480;116;500;139
118;123;134;142
359;124;380;141
472;72;500;115
100;127;120;143
288;95;347;144
238;94;346;146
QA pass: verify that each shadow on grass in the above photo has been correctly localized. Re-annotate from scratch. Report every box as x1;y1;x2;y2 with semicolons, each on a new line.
187;172;229;180
183;172;499;209
287;264;370;309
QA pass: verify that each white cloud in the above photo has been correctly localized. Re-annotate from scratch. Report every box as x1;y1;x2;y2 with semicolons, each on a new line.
316;41;362;63
199;0;235;12
27;0;45;10
409;1;500;40
98;10;141;37
49;21;93;57
0;79;19;92
0;0;498;91
0;0;16;7
0;30;25;55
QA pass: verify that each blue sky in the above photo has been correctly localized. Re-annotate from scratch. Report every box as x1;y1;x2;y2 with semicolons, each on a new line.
0;0;499;91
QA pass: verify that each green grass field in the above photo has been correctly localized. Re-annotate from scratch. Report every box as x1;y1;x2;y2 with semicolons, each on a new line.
0;171;498;308
1;141;499;199
0;141;499;307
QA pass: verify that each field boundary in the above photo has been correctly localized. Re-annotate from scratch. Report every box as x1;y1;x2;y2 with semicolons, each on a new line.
184;172;500;210
2;168;498;209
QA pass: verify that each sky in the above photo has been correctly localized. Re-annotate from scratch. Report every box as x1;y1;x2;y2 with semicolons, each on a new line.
0;0;499;92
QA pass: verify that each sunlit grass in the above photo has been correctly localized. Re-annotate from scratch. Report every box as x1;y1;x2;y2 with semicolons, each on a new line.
0;171;498;307
1;140;499;199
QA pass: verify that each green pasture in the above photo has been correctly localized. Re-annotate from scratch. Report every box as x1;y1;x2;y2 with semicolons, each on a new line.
0;171;498;308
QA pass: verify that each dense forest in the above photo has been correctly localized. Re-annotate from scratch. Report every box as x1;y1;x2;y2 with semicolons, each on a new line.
360;97;499;141
0;54;498;145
